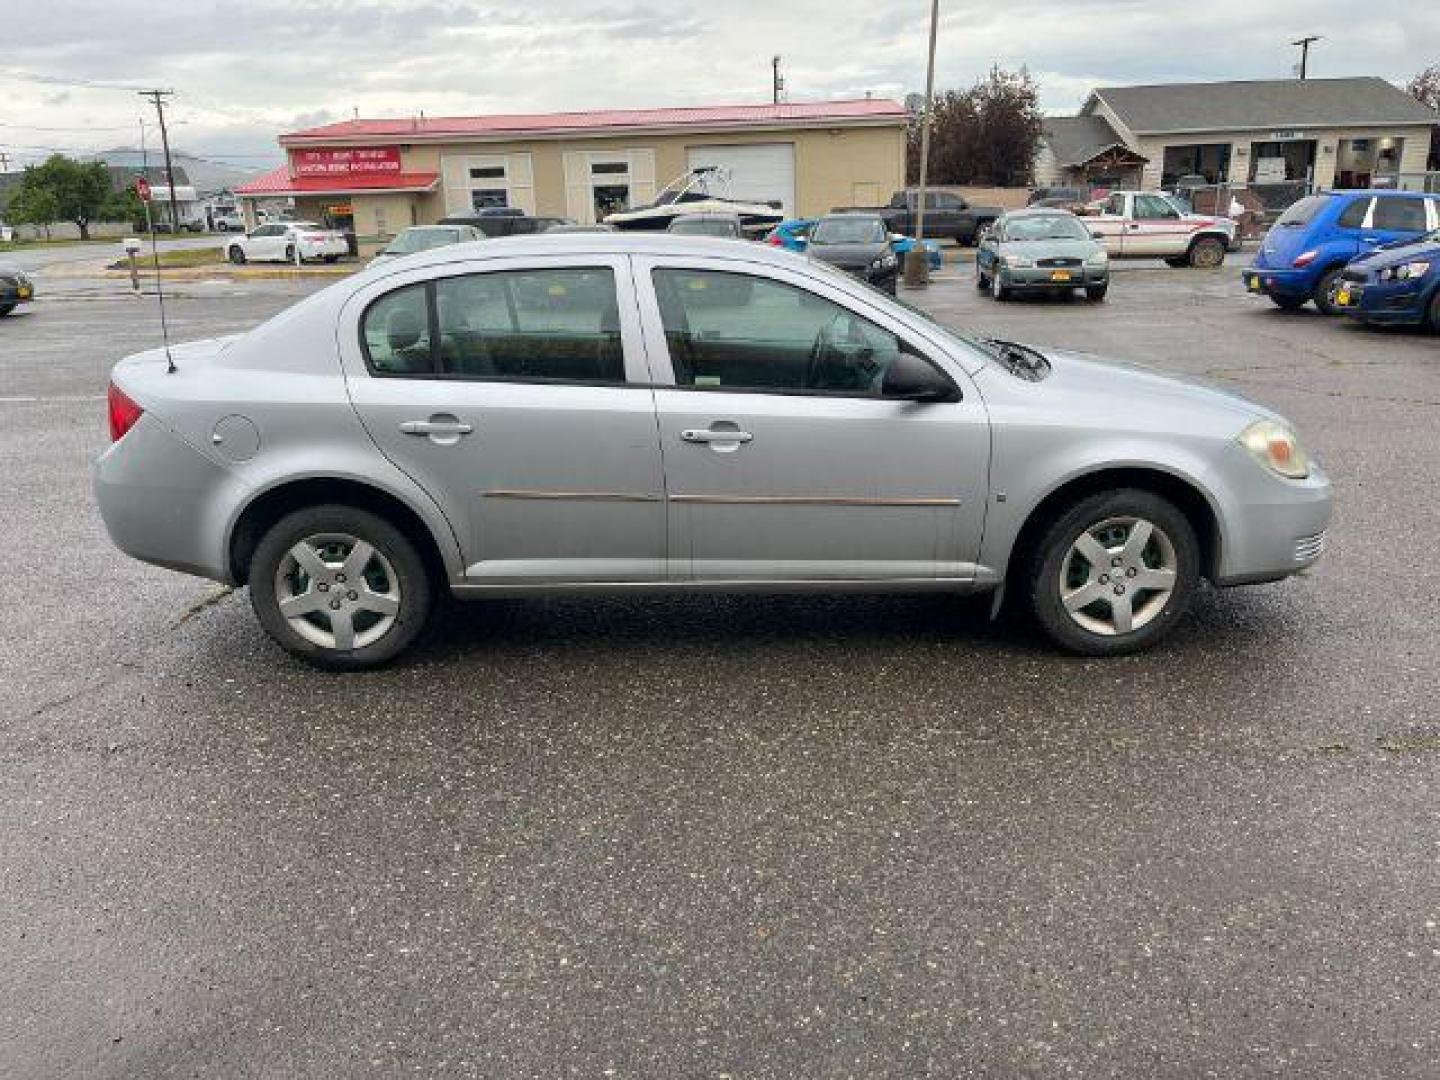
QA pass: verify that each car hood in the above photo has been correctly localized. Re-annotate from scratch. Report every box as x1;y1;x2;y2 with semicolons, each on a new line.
808;242;889;268
1018;345;1277;423
1000;238;1100;258
1346;236;1440;272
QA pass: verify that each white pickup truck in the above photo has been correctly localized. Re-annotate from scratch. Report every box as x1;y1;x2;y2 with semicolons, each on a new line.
1084;191;1238;267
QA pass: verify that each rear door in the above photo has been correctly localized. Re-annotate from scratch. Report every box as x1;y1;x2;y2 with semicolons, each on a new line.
338;254;666;584
633;255;991;583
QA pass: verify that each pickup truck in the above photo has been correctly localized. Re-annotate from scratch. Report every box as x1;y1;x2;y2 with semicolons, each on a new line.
1083;191;1237;267
832;189;1002;246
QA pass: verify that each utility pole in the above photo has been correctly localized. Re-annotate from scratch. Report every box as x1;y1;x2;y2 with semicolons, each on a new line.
904;0;941;288
0;151;11;173
1291;36;1321;80
772;56;784;104
138;89;180;233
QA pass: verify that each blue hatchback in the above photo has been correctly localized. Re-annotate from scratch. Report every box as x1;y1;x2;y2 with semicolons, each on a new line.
1243;190;1439;314
1331;231;1440;329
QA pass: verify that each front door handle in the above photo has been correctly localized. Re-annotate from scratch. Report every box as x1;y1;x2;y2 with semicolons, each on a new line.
400;418;473;436
681;428;753;444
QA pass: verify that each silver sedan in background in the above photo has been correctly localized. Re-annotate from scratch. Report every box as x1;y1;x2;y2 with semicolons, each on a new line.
95;235;1330;669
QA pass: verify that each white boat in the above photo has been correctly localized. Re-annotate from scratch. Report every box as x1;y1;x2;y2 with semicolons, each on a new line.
603;167;785;237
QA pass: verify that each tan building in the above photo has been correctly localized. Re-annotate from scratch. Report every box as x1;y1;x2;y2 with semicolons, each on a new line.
1036;77;1439;194
236;99;907;238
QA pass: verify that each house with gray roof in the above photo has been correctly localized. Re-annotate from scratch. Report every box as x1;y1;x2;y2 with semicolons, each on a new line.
1036;77;1438;193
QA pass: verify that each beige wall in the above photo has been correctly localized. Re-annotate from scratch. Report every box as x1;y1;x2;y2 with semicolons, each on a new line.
345;123;905;226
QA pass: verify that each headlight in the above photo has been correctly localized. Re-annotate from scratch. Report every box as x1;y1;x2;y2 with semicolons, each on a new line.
871;252;898;271
1380;260;1430;282
1002;254;1034;268
1085;250;1108;266
1238;420;1310;479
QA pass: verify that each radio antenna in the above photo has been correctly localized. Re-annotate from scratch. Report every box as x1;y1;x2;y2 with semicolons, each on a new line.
138;115;176;373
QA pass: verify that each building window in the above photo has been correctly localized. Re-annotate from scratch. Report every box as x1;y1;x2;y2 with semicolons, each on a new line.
466;159;510;210
589;158;632;221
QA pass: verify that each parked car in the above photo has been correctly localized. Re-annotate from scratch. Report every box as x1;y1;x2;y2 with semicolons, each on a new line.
212;210;246;232
0;266;35;316
767;217;941;270
225;221;348;265
1331;229;1440;329
832;189;1002;245
95;233;1331;669
368;225;484;266
975;209;1109;301
438;213;575;238
666;213;745;238
1243;190;1440;315
1086;191;1236;267
805;213;900;294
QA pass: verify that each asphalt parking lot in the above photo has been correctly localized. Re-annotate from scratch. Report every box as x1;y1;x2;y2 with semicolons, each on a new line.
3;255;1438;1077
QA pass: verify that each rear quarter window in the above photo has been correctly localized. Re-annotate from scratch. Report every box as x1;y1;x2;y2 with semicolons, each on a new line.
1371;197;1428;232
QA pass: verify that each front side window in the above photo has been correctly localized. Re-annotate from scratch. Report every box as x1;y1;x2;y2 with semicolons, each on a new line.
1134;194;1178;219
1371;197;1428;232
652;268;939;398
361;268;624;383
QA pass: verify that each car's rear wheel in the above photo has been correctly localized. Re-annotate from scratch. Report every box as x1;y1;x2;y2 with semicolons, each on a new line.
249;505;432;670
1026;489;1199;656
1313;267;1345;316
227;245;246;265
1187;236;1227;268
0;303;16;317
1269;293;1307;311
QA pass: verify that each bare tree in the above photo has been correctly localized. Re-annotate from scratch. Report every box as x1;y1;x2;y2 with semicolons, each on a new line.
1406;65;1440;110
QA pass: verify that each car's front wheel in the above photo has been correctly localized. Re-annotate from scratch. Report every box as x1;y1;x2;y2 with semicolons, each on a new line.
1187;236;1227;268
1429;290;1440;332
1085;282;1108;302
1026;489;1199;656
1313;267;1345;316
990;270;1010;301
227;245;246;265
0;302;16;317
249;505;432;670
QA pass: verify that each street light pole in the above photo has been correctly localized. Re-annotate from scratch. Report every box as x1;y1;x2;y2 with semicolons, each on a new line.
904;0;940;288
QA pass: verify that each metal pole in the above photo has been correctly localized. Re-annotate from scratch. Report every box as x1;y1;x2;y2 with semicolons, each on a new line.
904;0;940;287
1292;36;1320;80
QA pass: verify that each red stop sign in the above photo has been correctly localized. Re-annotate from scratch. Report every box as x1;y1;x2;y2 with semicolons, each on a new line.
135;177;152;202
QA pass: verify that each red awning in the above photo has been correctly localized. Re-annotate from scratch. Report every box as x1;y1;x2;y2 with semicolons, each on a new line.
235;165;439;197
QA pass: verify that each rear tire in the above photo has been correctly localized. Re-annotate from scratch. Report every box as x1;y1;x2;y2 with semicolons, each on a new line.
1085;282;1108;302
227;245;246;265
1187;236;1226;268
249;504;432;671
1025;488;1199;656
0;303;16;317
1313;266;1345;316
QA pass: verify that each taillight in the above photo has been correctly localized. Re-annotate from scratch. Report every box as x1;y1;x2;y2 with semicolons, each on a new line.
107;382;144;442
767;234;783;246
1293;249;1318;268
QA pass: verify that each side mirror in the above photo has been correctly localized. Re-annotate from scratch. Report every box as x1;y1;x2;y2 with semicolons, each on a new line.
882;350;957;402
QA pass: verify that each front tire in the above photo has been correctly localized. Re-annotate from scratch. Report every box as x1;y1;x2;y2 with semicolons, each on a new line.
990;270;1010;301
1428;290;1440;332
1313;267;1345;316
1187;236;1227;268
227;245;246;265
1085;282;1108;302
0;302;16;317
284;244;297;263
1026;489;1199;656
249;505;432;670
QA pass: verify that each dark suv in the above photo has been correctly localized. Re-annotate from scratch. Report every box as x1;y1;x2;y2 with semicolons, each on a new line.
1244;190;1440;314
439;213;574;238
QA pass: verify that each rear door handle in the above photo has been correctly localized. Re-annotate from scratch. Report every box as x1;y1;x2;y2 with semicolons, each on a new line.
400;419;473;435
681;428;753;444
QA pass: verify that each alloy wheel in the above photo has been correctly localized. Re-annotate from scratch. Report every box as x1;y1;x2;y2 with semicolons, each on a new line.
274;532;401;651
1058;516;1178;636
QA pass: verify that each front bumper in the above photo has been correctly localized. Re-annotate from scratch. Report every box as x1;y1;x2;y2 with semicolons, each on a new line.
1000;266;1108;288
1209;444;1333;586
1332;279;1431;325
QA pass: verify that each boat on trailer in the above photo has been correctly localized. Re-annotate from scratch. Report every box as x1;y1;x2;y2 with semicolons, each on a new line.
603;167;785;237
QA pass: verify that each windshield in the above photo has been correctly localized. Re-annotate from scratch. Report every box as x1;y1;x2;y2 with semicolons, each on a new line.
670;217;739;237
1005;215;1089;241
383;228;461;254
1274;195;1329;227
812;217;887;244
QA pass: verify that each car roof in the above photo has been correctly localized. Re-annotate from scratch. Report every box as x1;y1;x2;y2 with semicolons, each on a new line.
355;232;808;273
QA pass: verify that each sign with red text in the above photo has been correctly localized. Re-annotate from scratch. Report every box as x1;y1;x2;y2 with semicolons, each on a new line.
292;147;403;177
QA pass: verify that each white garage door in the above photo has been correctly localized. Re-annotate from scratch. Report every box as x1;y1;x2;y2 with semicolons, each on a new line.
687;143;795;216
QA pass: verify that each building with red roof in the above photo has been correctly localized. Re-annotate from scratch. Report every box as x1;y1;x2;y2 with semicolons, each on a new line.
236;98;907;237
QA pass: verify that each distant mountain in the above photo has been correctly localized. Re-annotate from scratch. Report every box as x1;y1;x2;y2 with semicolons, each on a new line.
88;148;267;196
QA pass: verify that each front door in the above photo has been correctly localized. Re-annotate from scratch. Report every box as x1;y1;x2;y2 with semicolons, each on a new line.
1123;194;1189;256
339;255;666;584
634;258;991;582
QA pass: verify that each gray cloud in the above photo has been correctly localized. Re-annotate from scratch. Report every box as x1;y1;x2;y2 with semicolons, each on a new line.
3;0;1435;168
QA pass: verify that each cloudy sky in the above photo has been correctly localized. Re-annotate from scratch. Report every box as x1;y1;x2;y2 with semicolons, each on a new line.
2;0;1434;171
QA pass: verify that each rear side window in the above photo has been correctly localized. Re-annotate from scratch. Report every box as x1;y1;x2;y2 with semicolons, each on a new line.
361;267;625;384
1274;195;1328;227
1371;197;1428;232
1336;198;1371;229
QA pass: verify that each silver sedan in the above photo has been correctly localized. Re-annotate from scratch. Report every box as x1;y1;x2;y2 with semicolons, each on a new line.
95;234;1331;669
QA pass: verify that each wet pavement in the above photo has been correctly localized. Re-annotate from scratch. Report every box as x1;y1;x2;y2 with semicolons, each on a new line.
2;259;1438;1077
